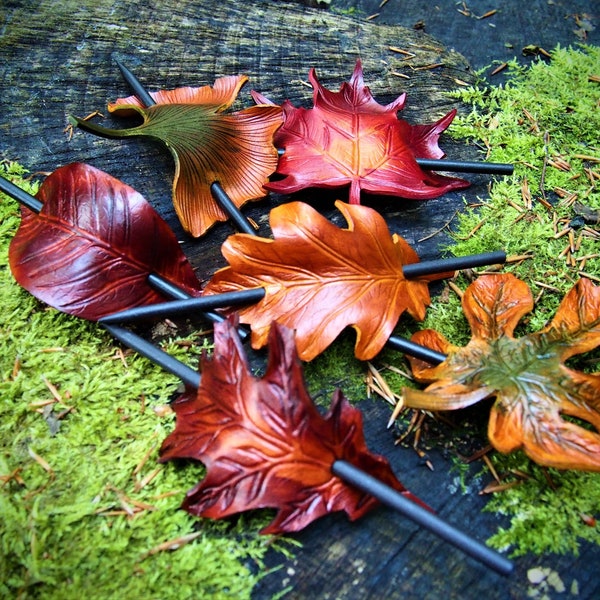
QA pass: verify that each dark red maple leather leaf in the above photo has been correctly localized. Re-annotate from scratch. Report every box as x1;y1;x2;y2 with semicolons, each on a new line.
254;60;469;203
159;316;421;534
9;163;202;320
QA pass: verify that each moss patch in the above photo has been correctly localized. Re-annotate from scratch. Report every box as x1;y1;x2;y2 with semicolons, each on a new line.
384;45;600;556
0;162;291;599
483;452;600;557
303;331;369;405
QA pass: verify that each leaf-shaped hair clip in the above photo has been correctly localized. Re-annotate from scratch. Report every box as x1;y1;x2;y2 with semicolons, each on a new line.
119;311;514;575
69;64;283;238
159;315;426;533
255;60;512;203
204;199;507;360
403;273;600;472
4;163;203;320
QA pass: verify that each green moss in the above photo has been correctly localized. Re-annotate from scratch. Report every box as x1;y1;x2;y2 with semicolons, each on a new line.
397;45;600;556
303;331;368;405
0;162;290;599
482;453;600;557
416;46;600;342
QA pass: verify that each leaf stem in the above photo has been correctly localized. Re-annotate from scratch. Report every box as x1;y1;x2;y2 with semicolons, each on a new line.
66;115;134;139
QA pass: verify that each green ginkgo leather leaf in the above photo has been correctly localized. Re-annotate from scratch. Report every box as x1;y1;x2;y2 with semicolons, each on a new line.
404;273;600;472
70;75;283;237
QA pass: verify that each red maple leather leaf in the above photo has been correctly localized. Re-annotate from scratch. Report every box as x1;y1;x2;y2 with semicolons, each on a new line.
255;60;469;203
159;316;421;534
9;163;201;319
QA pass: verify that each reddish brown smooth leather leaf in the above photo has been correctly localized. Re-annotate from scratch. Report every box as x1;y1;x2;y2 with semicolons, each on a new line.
403;273;600;471
258;60;470;203
159;316;421;535
203;200;432;360
9;163;201;320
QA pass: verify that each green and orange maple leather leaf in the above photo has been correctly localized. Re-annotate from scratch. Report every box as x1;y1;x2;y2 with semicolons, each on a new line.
404;273;600;471
254;60;470;203
71;75;282;237
159;316;422;534
204;200;434;361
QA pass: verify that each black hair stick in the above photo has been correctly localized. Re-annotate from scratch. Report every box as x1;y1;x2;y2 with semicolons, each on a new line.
115;59;156;107
416;158;513;175
210;182;257;235
331;460;513;575
102;322;201;388
402;250;506;278
100;287;266;324
0;176;43;213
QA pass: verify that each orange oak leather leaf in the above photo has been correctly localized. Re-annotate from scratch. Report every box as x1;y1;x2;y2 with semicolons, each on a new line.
255;60;469;203
403;273;600;471
71;75;282;237
203;200;433;361
159;316;421;534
